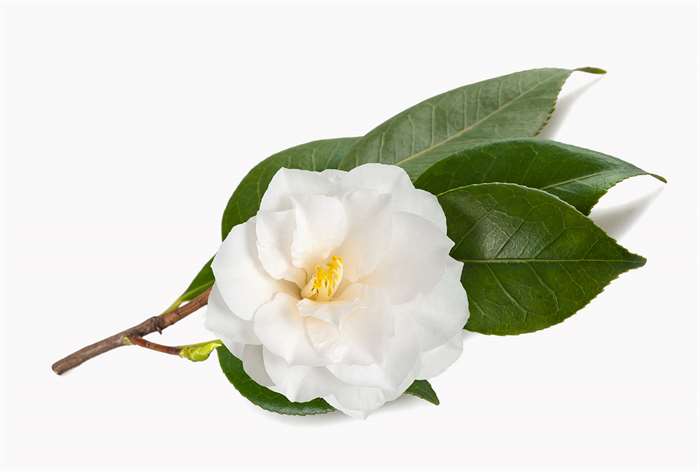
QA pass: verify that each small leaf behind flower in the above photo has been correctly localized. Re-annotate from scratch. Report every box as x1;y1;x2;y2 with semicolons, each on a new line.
405;380;440;405
416;139;665;215
439;183;646;335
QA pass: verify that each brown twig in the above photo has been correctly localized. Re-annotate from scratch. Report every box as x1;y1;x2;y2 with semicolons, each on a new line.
51;287;212;375
125;336;183;356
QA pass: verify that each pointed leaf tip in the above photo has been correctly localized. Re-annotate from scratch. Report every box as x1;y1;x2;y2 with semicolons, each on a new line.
576;66;607;75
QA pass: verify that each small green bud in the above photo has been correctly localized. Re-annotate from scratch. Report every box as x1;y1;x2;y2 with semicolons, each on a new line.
179;340;223;362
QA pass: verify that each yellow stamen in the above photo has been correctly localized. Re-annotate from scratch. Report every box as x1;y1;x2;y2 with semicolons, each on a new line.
302;256;344;301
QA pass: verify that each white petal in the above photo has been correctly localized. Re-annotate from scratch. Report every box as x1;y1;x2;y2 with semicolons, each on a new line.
204;285;259;345
308;284;393;365
399;257;468;351
262;348;339;402
327;312;420;393
363;211;453;304
212;218;294;320
342;163;446;232
417;333;463;379
253;292;325;366
260;167;341;212
255;209;306;287
290;194;347;271
240;345;275;386
336;189;392;282
323;387;387;419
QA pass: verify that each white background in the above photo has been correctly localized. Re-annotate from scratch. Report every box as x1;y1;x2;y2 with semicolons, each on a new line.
1;1;698;470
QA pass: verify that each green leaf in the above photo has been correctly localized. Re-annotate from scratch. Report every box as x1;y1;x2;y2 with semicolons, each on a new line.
221;137;359;239
415;139;665;215
438;183;646;335
338;67;604;180
405;380;440;405
216;345;335;416
163;257;214;313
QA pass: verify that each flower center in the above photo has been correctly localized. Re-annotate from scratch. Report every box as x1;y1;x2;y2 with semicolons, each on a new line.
301;255;344;301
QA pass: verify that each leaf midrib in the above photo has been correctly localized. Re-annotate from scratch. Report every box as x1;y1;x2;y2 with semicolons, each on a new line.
458;258;643;264
395;71;567;168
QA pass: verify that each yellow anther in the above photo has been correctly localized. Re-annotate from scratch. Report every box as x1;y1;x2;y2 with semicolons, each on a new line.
302;256;344;301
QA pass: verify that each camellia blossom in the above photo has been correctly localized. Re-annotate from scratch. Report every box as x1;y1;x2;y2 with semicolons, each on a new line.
205;163;468;418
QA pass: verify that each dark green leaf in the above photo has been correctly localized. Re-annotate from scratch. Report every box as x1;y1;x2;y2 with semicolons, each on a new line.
439;183;646;335
339;67;604;180
405;380;440;405
415;139;665;215
216;346;335;416
221;137;359;239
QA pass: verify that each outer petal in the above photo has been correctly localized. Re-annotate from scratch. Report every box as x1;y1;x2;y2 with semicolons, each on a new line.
398;257;468;351
323;387;387;419
255;209;306;287
363;211;453;304
289;194;348;272
240;344;275;387
253;292;325;366
260;167;342;212
417;333;463;379
335;189;392;282
204;284;259;345
327;312;420;393
212;218;293;320
262;348;339;402
342;163;446;232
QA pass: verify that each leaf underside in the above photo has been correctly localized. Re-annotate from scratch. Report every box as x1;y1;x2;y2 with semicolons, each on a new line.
415;138;665;215
438;183;646;335
339;67;603;180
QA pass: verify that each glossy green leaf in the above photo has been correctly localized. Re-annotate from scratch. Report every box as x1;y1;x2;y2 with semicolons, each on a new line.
416;139;665;215
439;183;646;335
339;67;605;180
221;137;359;239
163;257;214;313
405;380;440;405
217;346;335;416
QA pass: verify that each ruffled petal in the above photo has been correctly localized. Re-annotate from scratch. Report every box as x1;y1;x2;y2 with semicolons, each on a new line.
327;311;420;393
308;284;393;365
262;348;339;402
323;386;387;419
417;333;463;379
260;167;341;212
255;209;306;287
253;292;325;366
212;218;294;320
335;189;392;282
363;211;453;304
341;163;446;232
398;257;468;351
240;344;274;386
289;194;348;272
204;284;259;345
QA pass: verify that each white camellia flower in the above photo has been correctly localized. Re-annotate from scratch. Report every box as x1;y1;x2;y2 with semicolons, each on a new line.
205;163;468;418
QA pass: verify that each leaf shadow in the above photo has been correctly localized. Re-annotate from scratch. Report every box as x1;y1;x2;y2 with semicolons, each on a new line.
589;185;664;239
539;76;604;139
